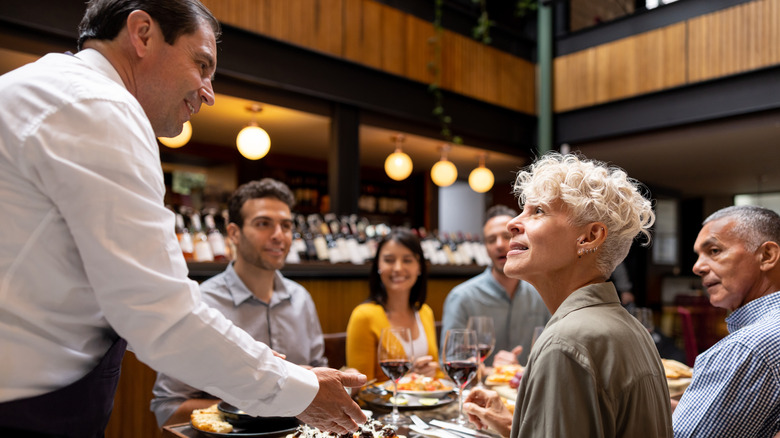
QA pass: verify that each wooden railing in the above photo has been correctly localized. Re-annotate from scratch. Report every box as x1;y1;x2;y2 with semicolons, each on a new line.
201;0;536;115
555;0;780;112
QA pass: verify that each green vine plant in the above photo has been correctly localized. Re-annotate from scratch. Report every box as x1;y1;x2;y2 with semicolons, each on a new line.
429;0;537;144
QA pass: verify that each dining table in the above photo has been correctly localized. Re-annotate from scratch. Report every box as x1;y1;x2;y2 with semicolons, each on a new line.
161;384;503;438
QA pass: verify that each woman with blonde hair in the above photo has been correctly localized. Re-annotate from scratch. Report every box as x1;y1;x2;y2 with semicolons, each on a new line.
464;152;672;437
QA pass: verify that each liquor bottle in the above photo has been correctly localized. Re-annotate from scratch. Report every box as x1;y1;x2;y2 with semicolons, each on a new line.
190;212;214;262
308;214;330;261
204;213;228;262
322;214;342;264
286;214;307;264
175;213;194;261
221;209;235;261
296;215;317;261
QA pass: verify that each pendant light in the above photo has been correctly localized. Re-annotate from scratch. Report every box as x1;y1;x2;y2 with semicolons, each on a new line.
430;143;458;187
468;153;494;193
384;133;413;181
236;104;271;160
158;120;192;148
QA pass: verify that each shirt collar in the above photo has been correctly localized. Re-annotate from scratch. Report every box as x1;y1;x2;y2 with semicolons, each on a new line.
223;262;291;307
549;282;620;323
726;290;780;333
73;48;127;91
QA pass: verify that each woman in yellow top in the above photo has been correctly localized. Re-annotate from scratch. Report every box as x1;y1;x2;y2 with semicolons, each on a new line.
346;229;440;381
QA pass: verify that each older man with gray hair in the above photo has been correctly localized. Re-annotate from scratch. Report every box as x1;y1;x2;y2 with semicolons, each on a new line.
673;205;780;438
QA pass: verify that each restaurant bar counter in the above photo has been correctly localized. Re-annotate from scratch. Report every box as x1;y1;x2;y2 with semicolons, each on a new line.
105;262;483;438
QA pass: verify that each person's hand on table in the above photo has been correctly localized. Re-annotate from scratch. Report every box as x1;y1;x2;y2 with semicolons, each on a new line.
463;387;512;438
491;346;522;367
413;355;439;377
296;368;367;434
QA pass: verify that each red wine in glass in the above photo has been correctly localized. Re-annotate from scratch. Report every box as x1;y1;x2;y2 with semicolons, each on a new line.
444;360;477;388
380;360;412;381
477;343;494;362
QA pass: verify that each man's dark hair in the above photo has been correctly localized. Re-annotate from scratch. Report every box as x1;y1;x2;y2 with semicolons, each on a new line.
77;0;221;50
368;229;428;311
228;179;296;227
484;205;518;225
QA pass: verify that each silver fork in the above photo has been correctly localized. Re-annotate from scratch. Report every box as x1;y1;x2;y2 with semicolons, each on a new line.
409;415;464;438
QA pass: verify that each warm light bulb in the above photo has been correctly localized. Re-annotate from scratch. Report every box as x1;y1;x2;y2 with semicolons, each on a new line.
469;166;494;193
384;150;413;181
431;159;458;187
236;124;271;160
158;121;192;148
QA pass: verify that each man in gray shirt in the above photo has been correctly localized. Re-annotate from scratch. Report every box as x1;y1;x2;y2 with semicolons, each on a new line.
441;205;550;366
151;178;327;426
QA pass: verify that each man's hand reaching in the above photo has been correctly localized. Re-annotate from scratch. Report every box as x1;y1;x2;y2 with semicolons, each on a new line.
296;368;367;434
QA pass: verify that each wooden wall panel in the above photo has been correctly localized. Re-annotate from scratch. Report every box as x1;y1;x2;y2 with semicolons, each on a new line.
202;0;535;115
555;0;780;112
554;48;597;112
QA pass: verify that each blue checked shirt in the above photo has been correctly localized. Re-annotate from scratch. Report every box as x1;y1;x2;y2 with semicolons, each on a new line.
672;291;780;438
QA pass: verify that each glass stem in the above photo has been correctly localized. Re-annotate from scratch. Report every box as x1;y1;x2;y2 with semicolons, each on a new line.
392;380;399;417
458;385;465;421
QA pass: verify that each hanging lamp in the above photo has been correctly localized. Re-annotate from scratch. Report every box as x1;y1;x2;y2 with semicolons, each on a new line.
158;120;192;148
430;143;458;187
236;104;271;160
384;134;413;181
468;153;494;193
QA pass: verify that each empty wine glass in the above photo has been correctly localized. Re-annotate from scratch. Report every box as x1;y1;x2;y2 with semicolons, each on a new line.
467;316;495;388
378;327;413;426
442;328;478;426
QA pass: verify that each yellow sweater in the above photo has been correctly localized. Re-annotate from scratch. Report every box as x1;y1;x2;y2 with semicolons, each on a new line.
346;302;440;382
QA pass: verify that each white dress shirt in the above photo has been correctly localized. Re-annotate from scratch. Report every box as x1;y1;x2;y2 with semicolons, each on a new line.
0;49;318;416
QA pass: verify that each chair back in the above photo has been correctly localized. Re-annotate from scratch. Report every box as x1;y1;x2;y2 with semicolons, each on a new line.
323;331;347;370
677;306;698;367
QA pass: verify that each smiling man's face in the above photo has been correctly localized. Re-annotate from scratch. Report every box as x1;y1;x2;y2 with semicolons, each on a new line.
692;217;763;311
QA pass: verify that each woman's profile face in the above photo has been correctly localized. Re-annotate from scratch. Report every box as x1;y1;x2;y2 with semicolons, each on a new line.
377;240;421;296
504;199;582;283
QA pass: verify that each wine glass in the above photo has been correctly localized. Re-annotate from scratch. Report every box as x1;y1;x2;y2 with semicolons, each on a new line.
442;328;478;426
378;327;413;426
467;316;495;388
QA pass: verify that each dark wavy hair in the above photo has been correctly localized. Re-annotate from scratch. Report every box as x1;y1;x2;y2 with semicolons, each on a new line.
77;0;221;50
228;179;296;227
368;229;428;310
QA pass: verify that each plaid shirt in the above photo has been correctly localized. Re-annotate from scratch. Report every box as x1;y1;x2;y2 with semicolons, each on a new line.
673;291;780;438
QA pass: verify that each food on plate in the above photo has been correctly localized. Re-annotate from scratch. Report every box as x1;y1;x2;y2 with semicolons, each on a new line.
191;403;233;433
289;419;402;438
503;398;516;414
418;398;438;406
388;396;408;405
662;359;693;379
485;364;524;386
395;373;451;392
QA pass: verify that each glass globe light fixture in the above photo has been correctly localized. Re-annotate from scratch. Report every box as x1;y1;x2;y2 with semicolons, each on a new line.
468;154;494;193
236;105;271;160
158;120;192;148
384;134;413;181
430;144;457;187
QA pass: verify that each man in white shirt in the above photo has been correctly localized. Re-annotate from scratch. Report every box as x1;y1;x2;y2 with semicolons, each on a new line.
0;1;365;436
151;179;330;426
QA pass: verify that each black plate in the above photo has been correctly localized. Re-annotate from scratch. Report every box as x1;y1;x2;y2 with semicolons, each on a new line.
358;389;457;411
190;402;300;437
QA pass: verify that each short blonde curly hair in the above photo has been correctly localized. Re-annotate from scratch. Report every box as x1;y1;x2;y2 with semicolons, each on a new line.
512;152;655;276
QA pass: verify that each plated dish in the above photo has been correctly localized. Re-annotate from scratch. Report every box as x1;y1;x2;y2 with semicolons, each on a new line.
190;402;300;437
385;374;454;397
359;389;457;411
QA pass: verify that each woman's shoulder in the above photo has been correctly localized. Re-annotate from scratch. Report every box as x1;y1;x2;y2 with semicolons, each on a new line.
350;302;384;318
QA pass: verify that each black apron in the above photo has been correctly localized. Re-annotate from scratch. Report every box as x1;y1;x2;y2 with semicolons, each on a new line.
0;337;127;438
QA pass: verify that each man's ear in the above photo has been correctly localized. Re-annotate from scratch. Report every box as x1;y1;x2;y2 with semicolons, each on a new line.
757;241;780;272
125;10;155;58
226;222;241;246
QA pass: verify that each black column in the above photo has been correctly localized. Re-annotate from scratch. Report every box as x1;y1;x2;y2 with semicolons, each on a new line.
329;103;360;215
